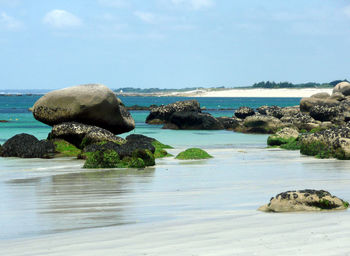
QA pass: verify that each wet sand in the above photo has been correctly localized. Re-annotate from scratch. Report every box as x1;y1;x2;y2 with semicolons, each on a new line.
1;147;350;255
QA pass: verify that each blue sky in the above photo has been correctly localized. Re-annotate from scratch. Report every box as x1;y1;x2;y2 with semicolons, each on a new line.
1;0;350;89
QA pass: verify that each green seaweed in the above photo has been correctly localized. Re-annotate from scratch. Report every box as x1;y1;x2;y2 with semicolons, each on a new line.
54;139;81;157
300;141;332;159
83;150;120;168
132;149;155;166
175;148;213;160
152;140;173;158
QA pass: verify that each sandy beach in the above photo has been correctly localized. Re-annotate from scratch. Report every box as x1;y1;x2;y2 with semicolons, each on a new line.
1;147;350;255
167;88;333;98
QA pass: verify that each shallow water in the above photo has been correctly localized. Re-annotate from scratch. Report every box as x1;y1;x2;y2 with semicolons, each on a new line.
1;146;350;240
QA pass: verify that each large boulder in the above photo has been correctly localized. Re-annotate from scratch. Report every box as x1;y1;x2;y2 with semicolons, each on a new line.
32;84;135;134
280;112;318;131
0;133;55;158
48;122;126;149
162;111;224;130
259;190;348;212
333;81;350;96
240;115;283;134
146;100;201;124
234;107;255;119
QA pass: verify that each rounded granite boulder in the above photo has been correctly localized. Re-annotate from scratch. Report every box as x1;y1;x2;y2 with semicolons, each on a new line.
259;189;349;212
32;84;135;134
234;107;255;119
333;81;350;96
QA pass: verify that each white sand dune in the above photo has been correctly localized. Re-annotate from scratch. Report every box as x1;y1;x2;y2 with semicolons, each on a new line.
168;88;333;98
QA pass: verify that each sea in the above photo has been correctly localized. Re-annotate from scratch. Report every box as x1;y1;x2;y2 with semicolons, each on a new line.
1;95;350;243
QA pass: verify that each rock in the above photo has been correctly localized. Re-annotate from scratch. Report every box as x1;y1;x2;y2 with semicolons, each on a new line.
267;127;299;147
280;112;317;131
310;92;330;99
0;120;9;123
146;100;201;124
241;115;283;134
299;124;350;159
333;81;350;96
49;122;126;149
330;92;345;102
281;106;300;117
0;133;55;158
256;105;283;118
300;97;338;112
309;105;339;122
163;111;224;130
84;134;155;159
234;107;255;119
32;84;135;134
259;189;348;212
216;116;241;130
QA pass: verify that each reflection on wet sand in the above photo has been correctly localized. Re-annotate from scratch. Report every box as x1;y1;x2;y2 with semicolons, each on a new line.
2;167;155;238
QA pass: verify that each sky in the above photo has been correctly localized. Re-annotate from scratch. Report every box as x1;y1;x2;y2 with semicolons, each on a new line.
0;0;350;89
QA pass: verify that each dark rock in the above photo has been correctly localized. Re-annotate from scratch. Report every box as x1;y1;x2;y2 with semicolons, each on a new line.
32;84;135;134
234;107;255;119
49;122;126;149
309;105;339;122
216;116;241;130
0;120;9;123
0;133;55;158
256;105;284;119
146;100;201;124
163;111;224;130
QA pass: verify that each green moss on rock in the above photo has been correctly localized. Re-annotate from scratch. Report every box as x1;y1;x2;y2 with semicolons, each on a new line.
83;150;120;168
175;148;213;160
152;140;173;158
132;149;155;166
300;141;333;159
54;139;81;157
129;157;146;168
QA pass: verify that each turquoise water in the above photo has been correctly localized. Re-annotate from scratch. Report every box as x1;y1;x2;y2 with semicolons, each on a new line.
0;95;300;144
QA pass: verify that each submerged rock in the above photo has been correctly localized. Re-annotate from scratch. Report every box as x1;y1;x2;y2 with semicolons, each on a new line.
259;189;349;212
32;84;135;134
146;100;201;124
0;133;55;158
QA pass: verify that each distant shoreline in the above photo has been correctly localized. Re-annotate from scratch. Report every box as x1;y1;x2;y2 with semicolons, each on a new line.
116;88;333;98
1;87;333;98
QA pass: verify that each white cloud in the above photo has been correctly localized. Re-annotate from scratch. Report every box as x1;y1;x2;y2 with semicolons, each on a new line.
134;11;156;24
0;12;22;30
43;10;82;29
97;0;128;8
171;0;214;10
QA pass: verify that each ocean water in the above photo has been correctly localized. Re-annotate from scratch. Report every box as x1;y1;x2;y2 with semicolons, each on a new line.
2;95;350;242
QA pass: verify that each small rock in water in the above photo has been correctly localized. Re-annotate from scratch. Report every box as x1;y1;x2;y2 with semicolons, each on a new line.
259;189;349;212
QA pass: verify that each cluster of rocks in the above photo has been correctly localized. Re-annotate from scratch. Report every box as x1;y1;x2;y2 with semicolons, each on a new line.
145;100;317;134
1;84;138;160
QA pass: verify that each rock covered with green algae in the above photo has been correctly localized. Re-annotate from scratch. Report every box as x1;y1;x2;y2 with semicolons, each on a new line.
259;189;349;212
175;148;213;160
299;124;350;159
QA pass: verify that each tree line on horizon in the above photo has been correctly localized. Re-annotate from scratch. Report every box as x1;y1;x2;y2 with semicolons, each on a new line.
114;80;348;93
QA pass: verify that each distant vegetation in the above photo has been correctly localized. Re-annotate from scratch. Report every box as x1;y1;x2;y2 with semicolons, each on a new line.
251;80;348;89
